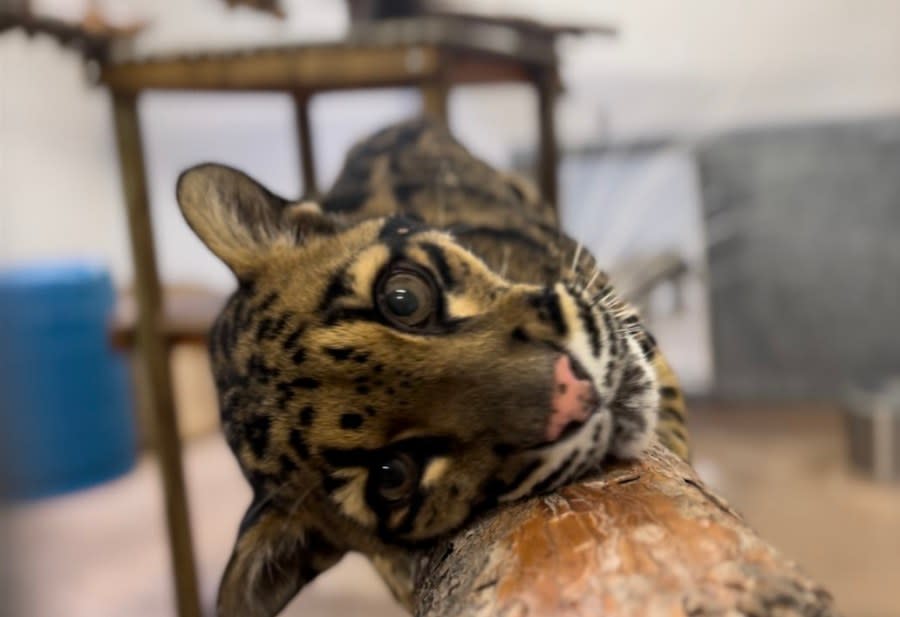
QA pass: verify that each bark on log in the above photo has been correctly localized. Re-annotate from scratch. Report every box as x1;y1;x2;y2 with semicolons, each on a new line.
412;443;840;617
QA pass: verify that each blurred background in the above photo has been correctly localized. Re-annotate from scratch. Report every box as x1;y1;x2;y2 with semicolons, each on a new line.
1;1;898;616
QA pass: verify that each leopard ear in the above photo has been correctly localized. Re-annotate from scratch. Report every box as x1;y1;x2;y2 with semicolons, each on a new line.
177;164;336;278
217;496;344;617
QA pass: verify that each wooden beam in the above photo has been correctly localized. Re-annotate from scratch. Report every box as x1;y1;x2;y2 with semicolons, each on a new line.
110;93;202;617
100;45;443;93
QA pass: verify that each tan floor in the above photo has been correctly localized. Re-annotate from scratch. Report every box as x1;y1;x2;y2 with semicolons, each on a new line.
690;405;900;617
3;406;899;617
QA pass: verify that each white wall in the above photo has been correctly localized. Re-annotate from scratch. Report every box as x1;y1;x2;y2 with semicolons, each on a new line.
454;0;900;143
2;0;900;290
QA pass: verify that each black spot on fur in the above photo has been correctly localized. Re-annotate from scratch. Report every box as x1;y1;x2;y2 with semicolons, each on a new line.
353;352;370;364
282;324;306;350
292;347;307;364
246;354;279;384
256;312;290;341
284;377;320;390
660;386;679;400
324;346;355;361
290;429;310;459
256;292;279;313
356;385;370;395
275;382;296;408
318;270;352;312
340;413;364;430
511;326;530;343
660;406;682;423
364;406;378;416
300;405;316;426
279;454;298;473
245;415;271;459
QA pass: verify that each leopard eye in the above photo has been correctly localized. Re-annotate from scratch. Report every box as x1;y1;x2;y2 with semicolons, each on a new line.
372;453;419;504
377;268;436;328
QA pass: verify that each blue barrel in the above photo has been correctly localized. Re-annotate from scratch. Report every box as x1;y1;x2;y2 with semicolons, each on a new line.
0;261;136;500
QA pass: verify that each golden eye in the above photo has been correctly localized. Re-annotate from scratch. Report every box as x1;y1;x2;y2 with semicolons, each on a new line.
373;453;419;503
377;269;436;328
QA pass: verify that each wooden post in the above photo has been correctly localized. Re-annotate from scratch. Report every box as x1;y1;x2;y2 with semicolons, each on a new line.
535;68;559;209
292;92;319;199
110;92;202;617
421;56;450;125
413;443;839;617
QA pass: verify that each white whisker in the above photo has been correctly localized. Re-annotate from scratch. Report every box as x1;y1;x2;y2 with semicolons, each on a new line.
585;267;602;290
570;242;583;274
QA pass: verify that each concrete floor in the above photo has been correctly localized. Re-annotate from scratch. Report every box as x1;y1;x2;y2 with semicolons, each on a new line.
3;405;899;617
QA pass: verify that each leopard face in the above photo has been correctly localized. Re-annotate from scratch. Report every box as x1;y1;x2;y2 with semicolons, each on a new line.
178;162;658;614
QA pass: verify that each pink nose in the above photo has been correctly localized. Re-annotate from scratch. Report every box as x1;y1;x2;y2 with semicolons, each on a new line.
547;355;598;441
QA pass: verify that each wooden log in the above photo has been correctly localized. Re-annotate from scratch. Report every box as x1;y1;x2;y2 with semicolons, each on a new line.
413;443;840;617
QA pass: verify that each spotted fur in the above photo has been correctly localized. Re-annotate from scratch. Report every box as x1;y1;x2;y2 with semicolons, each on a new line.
176;119;690;617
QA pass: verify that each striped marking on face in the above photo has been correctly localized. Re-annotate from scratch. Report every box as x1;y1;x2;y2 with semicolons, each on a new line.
345;244;391;299
555;283;618;402
499;410;613;502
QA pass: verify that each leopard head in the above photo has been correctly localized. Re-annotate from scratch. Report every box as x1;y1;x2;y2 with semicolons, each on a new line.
177;163;658;616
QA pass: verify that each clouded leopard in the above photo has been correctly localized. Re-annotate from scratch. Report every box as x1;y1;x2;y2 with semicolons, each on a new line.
176;118;690;617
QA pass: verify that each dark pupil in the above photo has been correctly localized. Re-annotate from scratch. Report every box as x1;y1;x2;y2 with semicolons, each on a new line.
378;460;409;490
386;288;419;317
